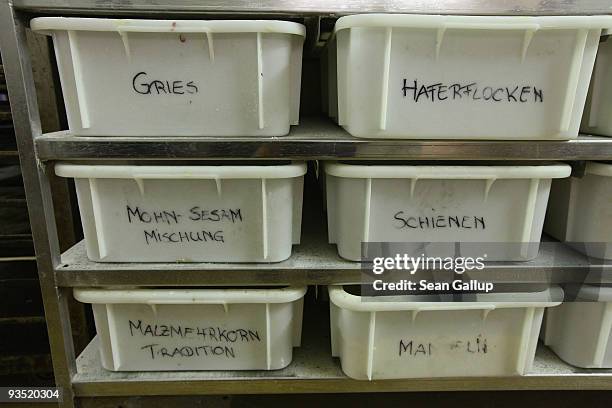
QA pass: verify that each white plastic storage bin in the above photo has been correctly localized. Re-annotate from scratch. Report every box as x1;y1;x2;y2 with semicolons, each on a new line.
329;14;612;139
544;162;612;260
56;162;306;262
30;18;305;136
329;285;562;380
581;30;612;137
325;163;570;261
75;286;307;371
543;285;612;368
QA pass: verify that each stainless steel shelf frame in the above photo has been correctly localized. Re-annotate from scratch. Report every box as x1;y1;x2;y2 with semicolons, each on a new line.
35;122;612;161
10;0;612;16
2;1;612;407
72;331;612;398
57;237;612;287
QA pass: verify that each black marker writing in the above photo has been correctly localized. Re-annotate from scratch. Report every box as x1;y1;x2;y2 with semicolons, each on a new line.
132;71;198;95
402;79;543;103
189;207;243;223
399;339;433;357
140;344;236;360
144;229;224;244
127;205;182;225
450;335;488;354
128;320;261;343
394;213;486;230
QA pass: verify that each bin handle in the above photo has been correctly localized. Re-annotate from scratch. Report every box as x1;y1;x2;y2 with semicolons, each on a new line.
145;299;230;313
408;304;495;322
411;303;496;312
443;22;541;31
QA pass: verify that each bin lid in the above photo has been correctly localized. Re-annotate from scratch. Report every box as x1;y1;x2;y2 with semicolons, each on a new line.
31;17;305;37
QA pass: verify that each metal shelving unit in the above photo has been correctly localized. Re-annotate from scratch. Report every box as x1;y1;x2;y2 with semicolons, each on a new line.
1;1;612;407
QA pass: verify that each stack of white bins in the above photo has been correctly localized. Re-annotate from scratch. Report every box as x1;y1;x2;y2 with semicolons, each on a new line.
543;22;612;369
33;17;308;371
323;14;612;379
30;13;612;377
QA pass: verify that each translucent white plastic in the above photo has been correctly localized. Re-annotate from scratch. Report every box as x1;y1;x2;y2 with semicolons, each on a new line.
544;162;612;260
327;14;612;139
31;18;305;136
56;163;306;262
543;285;612;368
325;163;571;261
329;285;562;380
75;286;307;371
581;30;612;137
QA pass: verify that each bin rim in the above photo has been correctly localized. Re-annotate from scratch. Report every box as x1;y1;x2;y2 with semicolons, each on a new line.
324;162;571;179
334;14;612;34
55;162;307;180
328;285;563;312
31;17;306;37
74;286;308;305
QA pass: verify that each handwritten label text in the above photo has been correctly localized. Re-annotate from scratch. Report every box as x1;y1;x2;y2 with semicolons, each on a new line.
402;79;543;104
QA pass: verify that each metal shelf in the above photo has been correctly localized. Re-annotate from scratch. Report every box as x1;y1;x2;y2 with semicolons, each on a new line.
13;0;612;16
58;242;356;288
36;118;612;161
72;303;612;397
56;235;612;287
74;343;612;396
3;1;612;406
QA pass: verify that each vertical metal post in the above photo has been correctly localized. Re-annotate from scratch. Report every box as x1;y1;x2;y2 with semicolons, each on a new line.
0;2;75;407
